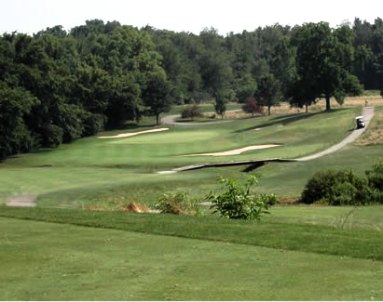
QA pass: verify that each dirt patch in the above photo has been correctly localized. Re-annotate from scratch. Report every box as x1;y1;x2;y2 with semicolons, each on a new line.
120;202;160;213
184;144;280;157
6;195;37;207
98;128;169;139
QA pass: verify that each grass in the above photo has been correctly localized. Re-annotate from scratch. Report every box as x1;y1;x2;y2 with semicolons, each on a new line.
1;208;383;300
0;107;362;207
1;206;383;261
1;95;383;300
355;106;383;145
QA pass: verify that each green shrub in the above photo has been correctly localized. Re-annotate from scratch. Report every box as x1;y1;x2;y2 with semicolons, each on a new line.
301;169;372;205
366;160;383;192
366;161;383;204
155;192;201;216
206;176;276;220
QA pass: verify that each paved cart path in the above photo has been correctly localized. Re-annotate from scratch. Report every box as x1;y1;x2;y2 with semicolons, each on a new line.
295;106;375;161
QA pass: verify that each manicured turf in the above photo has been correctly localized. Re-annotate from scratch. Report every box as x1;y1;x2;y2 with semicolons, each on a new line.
1;206;383;261
1;103;383;300
0;107;364;207
1;212;383;300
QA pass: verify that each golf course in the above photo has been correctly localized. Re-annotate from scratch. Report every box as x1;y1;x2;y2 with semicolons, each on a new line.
1;96;383;300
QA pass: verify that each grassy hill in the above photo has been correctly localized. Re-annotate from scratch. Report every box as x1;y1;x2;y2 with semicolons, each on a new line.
0;98;382;300
0;105;372;208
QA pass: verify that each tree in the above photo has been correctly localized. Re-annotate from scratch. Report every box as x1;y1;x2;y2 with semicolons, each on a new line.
213;90;228;119
0;84;39;159
242;96;263;116
254;74;282;115
234;73;257;103
142;71;172;125
291;22;362;111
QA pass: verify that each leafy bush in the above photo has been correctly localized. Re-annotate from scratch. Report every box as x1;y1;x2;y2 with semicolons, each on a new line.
206;176;276;220
301;169;372;205
242;96;263;116
366;160;383;191
180;104;203;120
365;160;383;203
155;192;201;215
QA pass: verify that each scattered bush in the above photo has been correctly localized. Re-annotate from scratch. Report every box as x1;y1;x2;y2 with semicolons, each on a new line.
366;160;383;191
301;169;373;205
180;104;203;120
206;176;276;220
155;192;201;215
242;96;263;117
366;160;383;203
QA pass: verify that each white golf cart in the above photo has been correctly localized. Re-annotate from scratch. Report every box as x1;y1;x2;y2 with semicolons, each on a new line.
355;116;365;129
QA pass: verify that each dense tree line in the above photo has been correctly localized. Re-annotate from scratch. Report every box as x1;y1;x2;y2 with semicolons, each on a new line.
1;18;383;160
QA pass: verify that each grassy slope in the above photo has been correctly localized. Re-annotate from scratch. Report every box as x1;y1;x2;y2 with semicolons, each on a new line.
1;206;383;261
1;102;383;300
1;212;383;300
0;107;362;207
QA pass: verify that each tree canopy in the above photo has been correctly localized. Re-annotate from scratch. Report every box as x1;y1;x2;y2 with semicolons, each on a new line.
1;18;383;159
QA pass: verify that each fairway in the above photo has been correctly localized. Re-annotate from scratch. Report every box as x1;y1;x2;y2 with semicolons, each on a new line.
2;13;383;301
1;216;383;300
0;102;382;300
0;106;365;207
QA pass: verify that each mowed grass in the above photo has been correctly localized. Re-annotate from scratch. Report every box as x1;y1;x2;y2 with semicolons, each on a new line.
1;98;383;300
0;107;363;207
1;208;383;300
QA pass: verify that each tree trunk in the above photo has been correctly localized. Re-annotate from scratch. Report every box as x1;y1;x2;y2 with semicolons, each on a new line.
325;95;331;111
156;113;160;125
268;105;271;116
305;104;308;113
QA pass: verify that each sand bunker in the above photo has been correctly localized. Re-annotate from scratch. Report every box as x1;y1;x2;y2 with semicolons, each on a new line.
5;194;37;207
99;128;169;139
184;144;280;157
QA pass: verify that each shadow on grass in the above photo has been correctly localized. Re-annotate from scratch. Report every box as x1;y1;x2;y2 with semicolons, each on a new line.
234;110;341;133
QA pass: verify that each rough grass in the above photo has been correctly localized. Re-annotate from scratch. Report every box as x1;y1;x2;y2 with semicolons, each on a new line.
355;106;383;145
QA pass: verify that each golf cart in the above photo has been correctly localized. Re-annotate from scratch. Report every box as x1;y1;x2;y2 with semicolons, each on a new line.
355;116;365;129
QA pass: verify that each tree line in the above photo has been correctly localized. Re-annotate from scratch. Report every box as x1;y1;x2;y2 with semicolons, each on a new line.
1;18;383;160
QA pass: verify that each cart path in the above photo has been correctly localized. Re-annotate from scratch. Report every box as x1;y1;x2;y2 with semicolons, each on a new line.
295;106;375;161
161;110;242;126
157;107;375;174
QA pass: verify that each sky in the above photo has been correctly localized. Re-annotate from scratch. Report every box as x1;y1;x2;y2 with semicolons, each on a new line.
0;0;382;35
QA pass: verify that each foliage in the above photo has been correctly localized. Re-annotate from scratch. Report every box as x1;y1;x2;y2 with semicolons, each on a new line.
301;169;374;205
206;176;276;220
0;83;39;159
155;192;201;215
242;96;263;116
365;160;383;203
290;22;363;111
2;18;383;160
213;90;228;118
254;73;282;115
180;104;203;120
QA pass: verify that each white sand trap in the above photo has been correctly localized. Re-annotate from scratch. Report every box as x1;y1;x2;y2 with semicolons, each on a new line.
6;194;37;207
157;170;177;175
99;128;169;139
185;144;280;157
